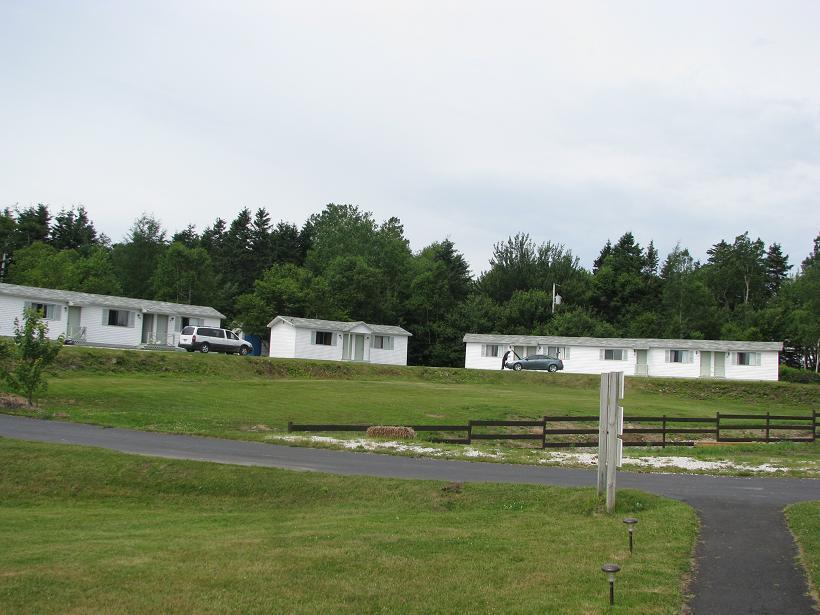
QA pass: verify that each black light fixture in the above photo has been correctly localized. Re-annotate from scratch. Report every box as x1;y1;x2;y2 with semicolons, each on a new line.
623;517;638;553
601;563;621;605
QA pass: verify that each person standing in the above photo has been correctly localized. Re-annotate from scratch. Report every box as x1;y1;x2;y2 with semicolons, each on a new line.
501;348;512;370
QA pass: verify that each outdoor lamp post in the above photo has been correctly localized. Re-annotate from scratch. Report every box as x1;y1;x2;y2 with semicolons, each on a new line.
601;563;621;605
623;517;638;553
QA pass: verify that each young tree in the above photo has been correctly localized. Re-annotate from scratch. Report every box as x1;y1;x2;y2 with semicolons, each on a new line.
2;309;63;405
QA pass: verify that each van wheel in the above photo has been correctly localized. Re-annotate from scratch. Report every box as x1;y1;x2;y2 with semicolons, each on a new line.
513;363;523;371
239;346;249;356
548;364;558;373
200;343;210;353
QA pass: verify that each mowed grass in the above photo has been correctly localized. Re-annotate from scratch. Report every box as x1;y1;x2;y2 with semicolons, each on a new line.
786;501;820;600
2;347;818;470
0;438;698;614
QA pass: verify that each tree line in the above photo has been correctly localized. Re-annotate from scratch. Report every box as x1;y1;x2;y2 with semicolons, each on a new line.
1;203;818;370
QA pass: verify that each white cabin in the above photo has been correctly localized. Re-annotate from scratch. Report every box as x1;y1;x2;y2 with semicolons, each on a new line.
463;333;783;381
268;316;411;365
0;282;224;349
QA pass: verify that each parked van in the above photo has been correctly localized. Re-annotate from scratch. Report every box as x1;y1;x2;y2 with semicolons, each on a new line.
178;326;252;355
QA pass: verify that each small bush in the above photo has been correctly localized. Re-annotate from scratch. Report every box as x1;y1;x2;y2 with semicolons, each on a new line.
366;426;416;439
779;365;820;385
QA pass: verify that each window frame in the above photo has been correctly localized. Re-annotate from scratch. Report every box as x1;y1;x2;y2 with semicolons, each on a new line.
602;348;626;361
314;331;334;346
107;309;130;327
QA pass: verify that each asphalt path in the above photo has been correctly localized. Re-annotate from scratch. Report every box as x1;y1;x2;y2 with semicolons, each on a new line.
1;414;818;614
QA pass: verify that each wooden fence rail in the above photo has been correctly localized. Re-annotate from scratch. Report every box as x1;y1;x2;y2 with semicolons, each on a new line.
287;410;818;448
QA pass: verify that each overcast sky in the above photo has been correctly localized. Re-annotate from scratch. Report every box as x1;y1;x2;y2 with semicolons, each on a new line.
1;1;818;275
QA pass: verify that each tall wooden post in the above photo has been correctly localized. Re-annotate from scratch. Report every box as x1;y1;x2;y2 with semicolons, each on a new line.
606;374;622;513
597;373;610;495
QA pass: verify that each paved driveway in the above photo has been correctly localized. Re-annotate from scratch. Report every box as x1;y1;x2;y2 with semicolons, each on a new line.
1;414;818;614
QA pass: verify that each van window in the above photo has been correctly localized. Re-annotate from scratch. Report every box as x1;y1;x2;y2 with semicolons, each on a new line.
182;326;195;335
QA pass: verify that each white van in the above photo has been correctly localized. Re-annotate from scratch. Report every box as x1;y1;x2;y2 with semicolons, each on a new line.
178;326;253;355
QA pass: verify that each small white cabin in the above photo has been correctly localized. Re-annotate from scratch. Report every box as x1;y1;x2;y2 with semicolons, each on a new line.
268;316;411;365
0;282;224;349
463;333;783;381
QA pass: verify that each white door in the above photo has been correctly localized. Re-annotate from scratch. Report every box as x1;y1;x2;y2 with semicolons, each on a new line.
342;334;352;360
155;315;169;345
141;314;154;343
700;351;712;378
66;306;83;340
354;334;365;361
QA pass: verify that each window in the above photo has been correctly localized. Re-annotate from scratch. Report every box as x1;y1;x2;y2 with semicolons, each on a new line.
181;326;195;335
182;317;204;328
667;349;693;363
736;352;761;366
314;331;333;345
227;331;239;341
28;302;60;320
482;344;500;357
547;346;570;359
602;348;626;361
372;335;394;350
107;309;130;327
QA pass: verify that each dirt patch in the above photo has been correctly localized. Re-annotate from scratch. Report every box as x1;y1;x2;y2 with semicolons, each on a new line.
0;393;34;410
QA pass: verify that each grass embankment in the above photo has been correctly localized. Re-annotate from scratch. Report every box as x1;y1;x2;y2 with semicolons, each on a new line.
3;346;818;473
786;501;820;602
0;438;697;614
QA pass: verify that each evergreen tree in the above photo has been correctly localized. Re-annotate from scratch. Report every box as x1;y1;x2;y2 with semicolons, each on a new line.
14;204;51;247
764;243;791;297
50;206;98;252
111;214;168;298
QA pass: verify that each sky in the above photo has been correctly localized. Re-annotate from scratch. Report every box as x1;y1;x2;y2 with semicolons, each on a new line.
1;0;819;275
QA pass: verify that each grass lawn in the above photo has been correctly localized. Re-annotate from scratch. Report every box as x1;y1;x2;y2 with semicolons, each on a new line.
786;501;820;602
0;438;698;614
2;347;818;474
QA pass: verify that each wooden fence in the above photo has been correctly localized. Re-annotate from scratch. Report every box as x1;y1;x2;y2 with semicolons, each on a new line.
287;410;818;448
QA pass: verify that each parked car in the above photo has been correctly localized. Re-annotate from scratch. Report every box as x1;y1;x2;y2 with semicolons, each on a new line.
178;326;252;355
506;354;564;373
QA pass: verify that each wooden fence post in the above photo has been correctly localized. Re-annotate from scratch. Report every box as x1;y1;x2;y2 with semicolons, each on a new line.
542;417;547;449
287;421;293;433
716;411;720;443
467;420;473;445
765;412;770;443
662;415;667;448
813;410;817;442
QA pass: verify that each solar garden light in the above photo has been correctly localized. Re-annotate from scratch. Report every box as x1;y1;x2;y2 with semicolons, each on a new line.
601;563;621;605
623;517;638;554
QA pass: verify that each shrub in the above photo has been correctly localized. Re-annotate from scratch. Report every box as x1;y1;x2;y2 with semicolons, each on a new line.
779;365;820;385
366;426;416;439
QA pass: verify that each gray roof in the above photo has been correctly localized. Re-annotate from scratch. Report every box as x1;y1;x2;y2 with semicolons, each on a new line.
0;283;225;319
269;315;412;336
462;333;782;352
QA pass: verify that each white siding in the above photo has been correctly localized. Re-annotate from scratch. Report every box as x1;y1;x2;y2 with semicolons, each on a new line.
559;346;636;375
465;340;781;381
369;335;409;365
646;348;700;378
269;321;297;358
82;305;141;346
294;327;344;361
724;350;779;381
0;294;67;340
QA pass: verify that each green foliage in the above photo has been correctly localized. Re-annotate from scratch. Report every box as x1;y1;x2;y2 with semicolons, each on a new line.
779;365;820;385
3;309;63;404
151;242;216;305
6;242;121;295
111;214;168;299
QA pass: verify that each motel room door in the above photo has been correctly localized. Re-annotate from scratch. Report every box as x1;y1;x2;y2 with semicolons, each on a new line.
700;351;712;378
354;334;365;361
713;352;726;378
